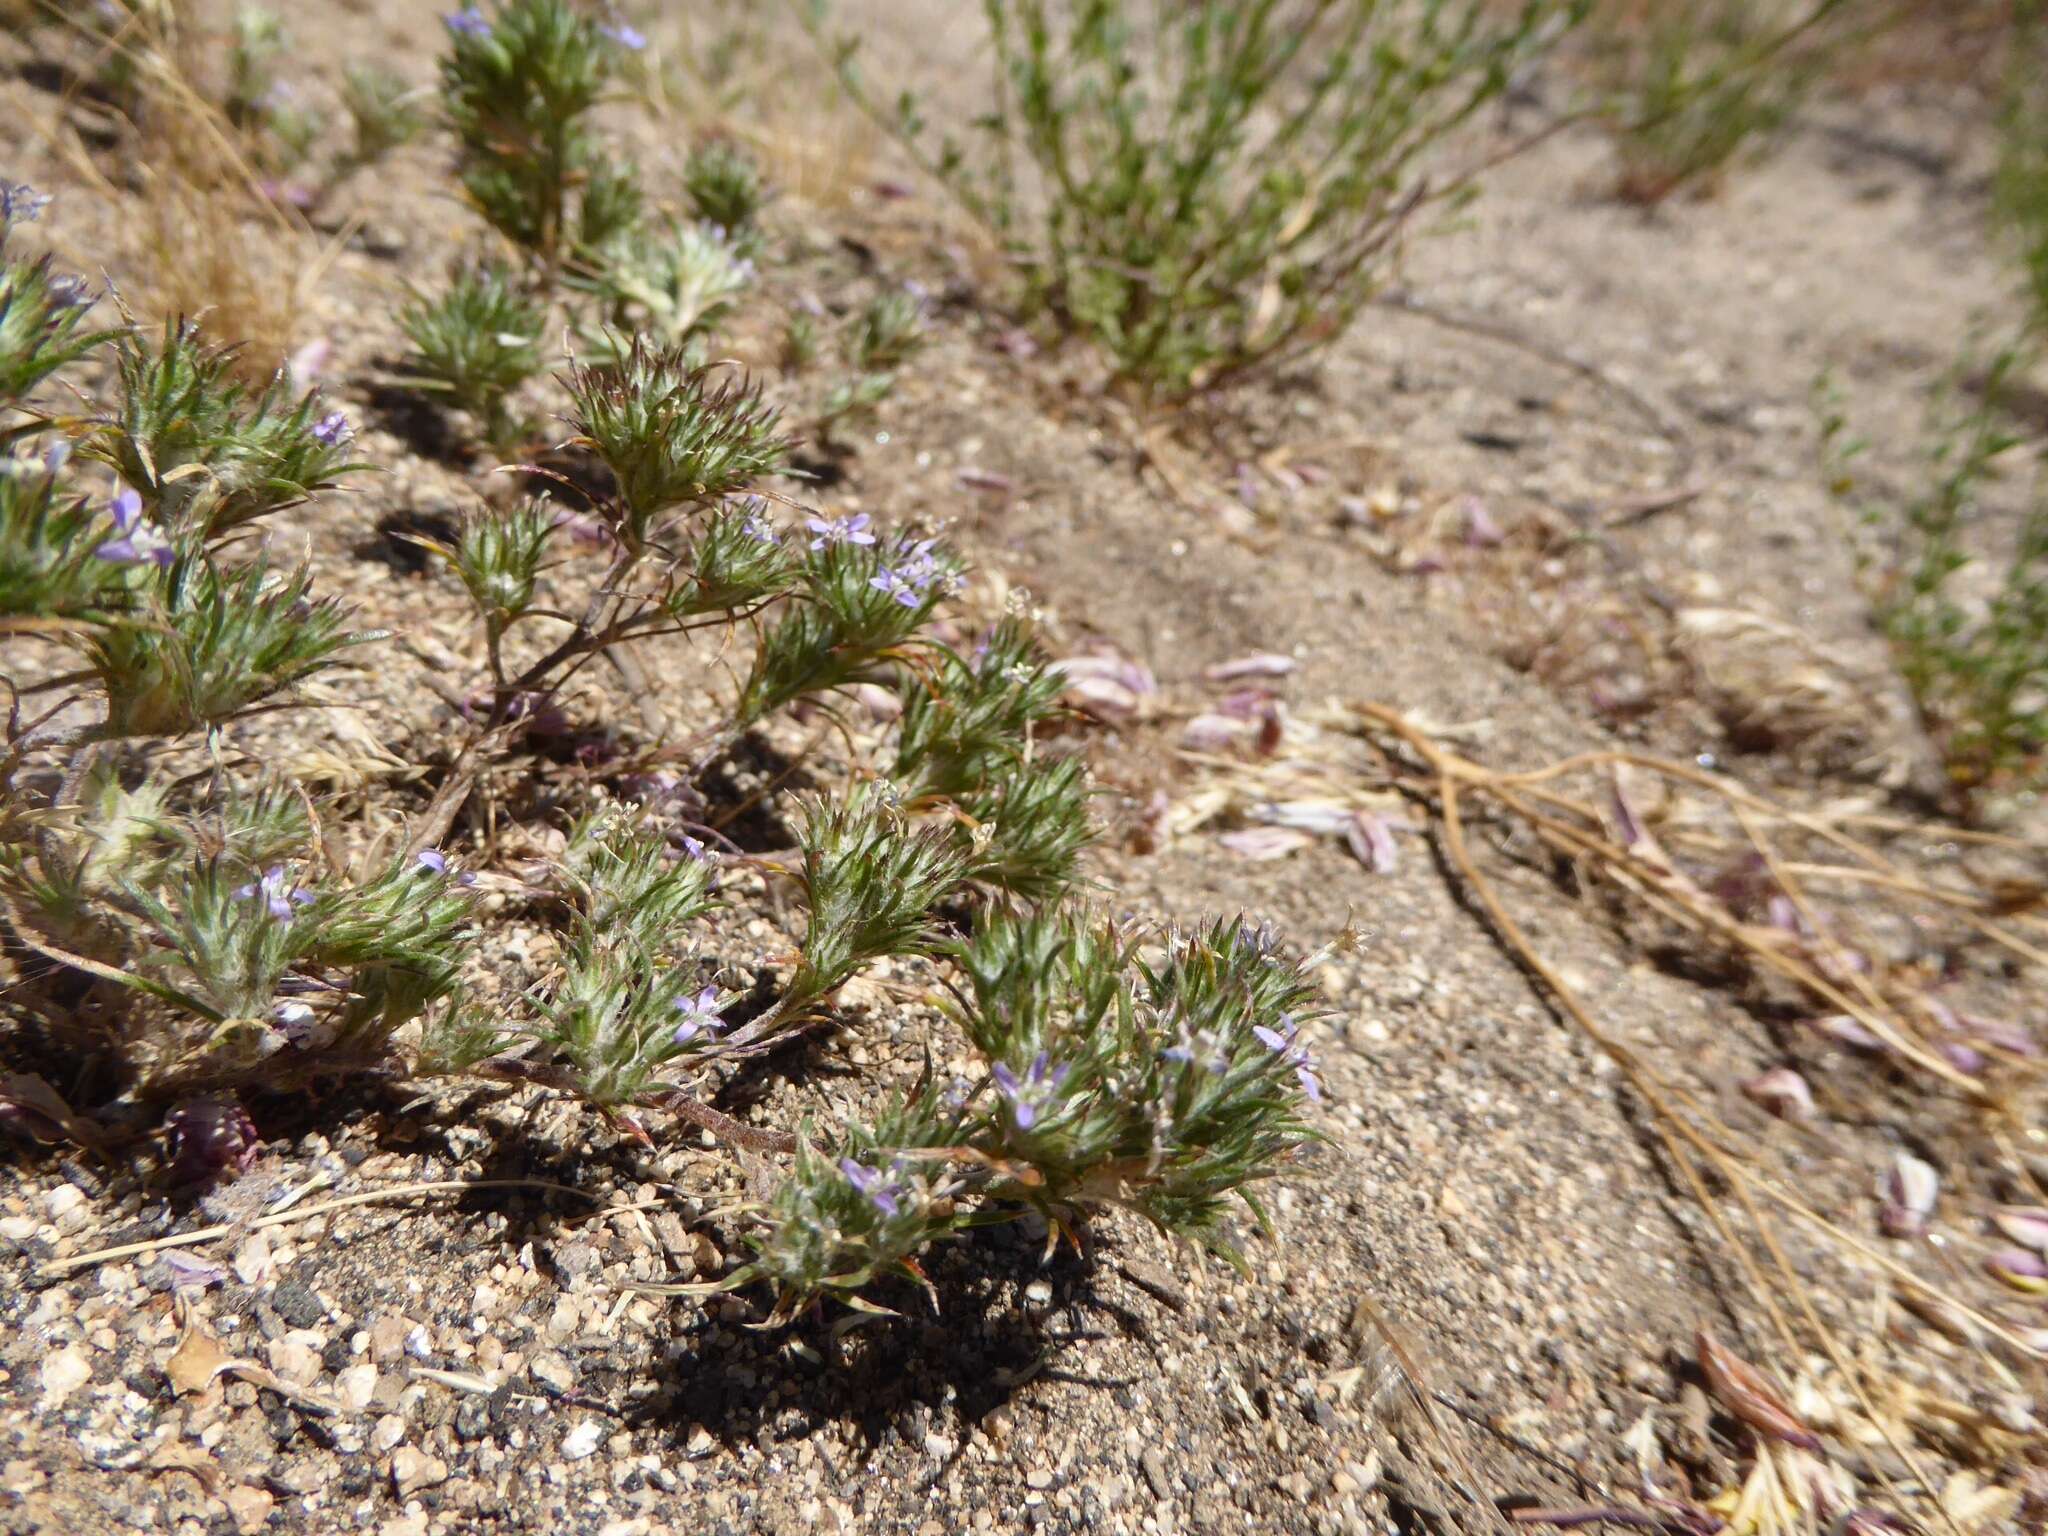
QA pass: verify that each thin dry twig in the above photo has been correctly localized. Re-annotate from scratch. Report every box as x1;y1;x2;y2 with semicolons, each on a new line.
39;1177;602;1279
1339;701;2045;1536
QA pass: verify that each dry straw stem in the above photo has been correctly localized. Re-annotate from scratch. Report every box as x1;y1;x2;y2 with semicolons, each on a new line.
32;1;353;378
38;1176;606;1279
630;7;878;211
1339;702;2043;1531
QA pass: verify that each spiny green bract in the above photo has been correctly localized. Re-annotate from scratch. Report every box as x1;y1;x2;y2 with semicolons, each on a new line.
438;0;625;264
895;619;1065;794
740;1096;974;1321
81;320;367;540
339;64;427;169
0;247;112;413
562;342;791;541
570;219;755;359
667;498;799;616
398;263;546;451
0;451;122;620
11;788;474;1096
788;783;970;1008
683;140;769;249
893;620;1090;900
508;812;722;1105
453;499;554;631
849;288;927;372
87;559;374;738
737;536;950;725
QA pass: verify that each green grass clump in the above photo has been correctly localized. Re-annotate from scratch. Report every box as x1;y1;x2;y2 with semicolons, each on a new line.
1825;354;2048;804
1597;0;1854;205
811;0;1577;401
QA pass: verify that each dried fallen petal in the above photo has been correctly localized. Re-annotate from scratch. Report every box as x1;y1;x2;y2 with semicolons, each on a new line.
1063;675;1143;721
1935;1040;1986;1076
1695;1329;1822;1451
1879;1153;1938;1237
1991;1206;2048;1252
1962;1015;2039;1057
1054;653;1157;721
1203;653;1297;682
1180;713;1249;752
1986;1248;2048;1294
1262;800;1355;834
1345;812;1399;875
1812;1014;1884;1050
1215;687;1276;720
1218;827;1315;861
1459;495;1505;548
1609;780;1647;848
159;1250;229;1292
1740;1067;1815;1121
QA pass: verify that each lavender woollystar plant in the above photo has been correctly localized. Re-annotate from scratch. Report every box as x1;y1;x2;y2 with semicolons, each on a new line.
311;410;354;448
236;866;315;921
94;488;174;567
991;1051;1069;1131
838;1157;903;1217
672;986;724;1045
1253;1016;1323;1102
0;183;50;223
806;512;874;549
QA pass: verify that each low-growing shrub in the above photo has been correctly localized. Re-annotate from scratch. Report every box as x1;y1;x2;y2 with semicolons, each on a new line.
439;0;645;271
1595;0;1856;205
1823;351;2048;803
0;180;1323;1318
397;261;547;454
809;0;1579;401
1994;1;2048;333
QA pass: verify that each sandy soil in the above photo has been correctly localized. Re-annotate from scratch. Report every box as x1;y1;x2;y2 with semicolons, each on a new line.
1;5;2043;1536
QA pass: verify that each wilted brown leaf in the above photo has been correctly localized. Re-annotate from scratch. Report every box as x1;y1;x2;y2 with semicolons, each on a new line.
1695;1328;1821;1451
164;1317;233;1397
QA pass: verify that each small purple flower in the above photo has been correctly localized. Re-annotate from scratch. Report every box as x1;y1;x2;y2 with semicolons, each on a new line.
1161;1032;1229;1075
806;512;875;550
598;21;647;49
43;440;71;475
839;1158;900;1218
991;1051;1070;1131
44;275;96;311
1;183;50;223
677;833;709;861
869;566;920;608
444;6;489;36
1253;1016;1322;1103
235;865;315;921
732;499;778;544
891;537;941;590
671;986;723;1045
94;488;174;566
416;848;448;874
310;409;353;448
